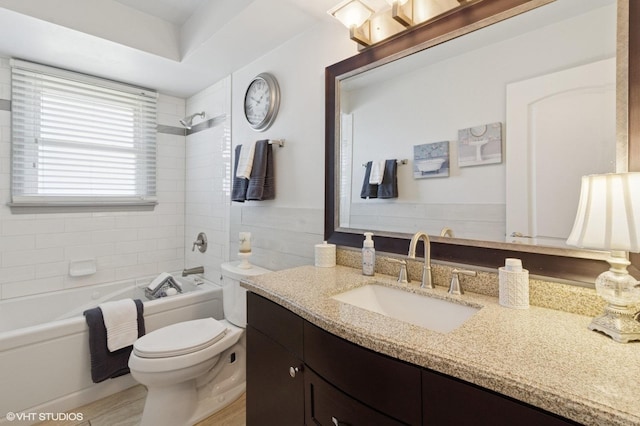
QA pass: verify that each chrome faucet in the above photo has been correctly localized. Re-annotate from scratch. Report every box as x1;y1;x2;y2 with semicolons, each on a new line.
182;265;204;277
388;258;410;283
408;232;433;289
448;269;477;295
440;227;454;237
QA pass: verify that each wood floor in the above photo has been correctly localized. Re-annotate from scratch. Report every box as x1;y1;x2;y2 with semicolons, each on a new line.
35;385;246;426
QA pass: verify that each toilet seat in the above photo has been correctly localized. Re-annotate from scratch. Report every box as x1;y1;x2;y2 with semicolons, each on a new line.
134;318;227;358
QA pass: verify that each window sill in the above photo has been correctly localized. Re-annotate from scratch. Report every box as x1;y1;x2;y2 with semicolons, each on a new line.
8;201;158;214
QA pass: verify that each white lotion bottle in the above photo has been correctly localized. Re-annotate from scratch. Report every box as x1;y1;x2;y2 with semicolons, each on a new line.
362;232;375;276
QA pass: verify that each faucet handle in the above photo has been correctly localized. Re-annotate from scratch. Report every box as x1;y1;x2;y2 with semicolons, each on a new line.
448;269;477;295
192;232;208;253
388;258;410;283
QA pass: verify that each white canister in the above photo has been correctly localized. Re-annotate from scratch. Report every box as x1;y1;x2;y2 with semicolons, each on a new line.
315;241;336;268
499;258;529;309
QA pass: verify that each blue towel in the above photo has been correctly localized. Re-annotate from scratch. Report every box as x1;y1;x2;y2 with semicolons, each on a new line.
360;161;379;199
84;299;145;383
231;145;249;202
378;159;398;199
247;140;275;201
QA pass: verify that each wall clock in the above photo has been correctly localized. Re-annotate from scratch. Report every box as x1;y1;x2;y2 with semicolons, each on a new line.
244;72;280;132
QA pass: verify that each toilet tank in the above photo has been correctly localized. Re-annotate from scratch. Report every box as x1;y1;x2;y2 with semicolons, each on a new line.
220;261;270;327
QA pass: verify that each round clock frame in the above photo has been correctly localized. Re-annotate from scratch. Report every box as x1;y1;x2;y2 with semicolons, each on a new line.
244;72;280;132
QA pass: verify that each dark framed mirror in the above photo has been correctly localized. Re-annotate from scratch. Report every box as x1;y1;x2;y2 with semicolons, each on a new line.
325;0;638;283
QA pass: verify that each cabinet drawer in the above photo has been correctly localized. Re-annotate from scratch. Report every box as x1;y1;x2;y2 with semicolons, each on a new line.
306;368;405;426
304;322;421;426
422;370;578;426
247;292;303;358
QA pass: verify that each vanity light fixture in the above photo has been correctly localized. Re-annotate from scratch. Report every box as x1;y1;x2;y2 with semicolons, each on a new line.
328;0;375;47
566;172;640;343
385;0;413;27
329;0;483;48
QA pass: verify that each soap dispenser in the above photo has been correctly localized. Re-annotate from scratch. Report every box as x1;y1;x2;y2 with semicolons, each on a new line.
362;232;375;276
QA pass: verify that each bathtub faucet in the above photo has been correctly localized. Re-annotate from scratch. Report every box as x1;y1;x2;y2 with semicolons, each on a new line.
182;265;205;277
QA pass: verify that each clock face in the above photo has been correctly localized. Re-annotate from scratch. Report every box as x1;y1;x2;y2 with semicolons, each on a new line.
244;73;280;131
245;78;271;126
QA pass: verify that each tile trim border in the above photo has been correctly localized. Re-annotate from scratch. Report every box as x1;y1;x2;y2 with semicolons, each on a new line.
157;124;185;136
0;98;208;137
186;114;227;136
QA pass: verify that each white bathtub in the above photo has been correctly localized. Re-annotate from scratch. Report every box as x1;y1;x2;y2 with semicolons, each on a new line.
0;274;224;425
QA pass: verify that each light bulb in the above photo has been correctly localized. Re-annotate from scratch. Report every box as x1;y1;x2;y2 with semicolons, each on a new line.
329;0;374;28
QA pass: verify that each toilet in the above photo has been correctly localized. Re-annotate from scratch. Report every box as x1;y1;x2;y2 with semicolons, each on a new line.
128;261;270;426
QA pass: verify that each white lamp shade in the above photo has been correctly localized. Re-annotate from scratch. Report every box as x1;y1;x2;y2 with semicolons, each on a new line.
384;0;410;5
567;173;640;252
329;0;374;28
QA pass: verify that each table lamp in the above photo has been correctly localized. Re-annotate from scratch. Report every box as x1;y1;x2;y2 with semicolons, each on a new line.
566;173;640;343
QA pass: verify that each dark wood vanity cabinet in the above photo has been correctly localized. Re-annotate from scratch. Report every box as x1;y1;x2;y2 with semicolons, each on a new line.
305;368;406;426
304;321;421;425
422;370;579;426
246;292;578;426
246;292;304;425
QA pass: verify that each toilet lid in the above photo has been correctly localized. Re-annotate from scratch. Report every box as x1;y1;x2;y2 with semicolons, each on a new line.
133;318;228;358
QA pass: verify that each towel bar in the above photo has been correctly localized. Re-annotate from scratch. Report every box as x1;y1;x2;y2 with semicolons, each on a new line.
268;139;285;147
362;159;407;167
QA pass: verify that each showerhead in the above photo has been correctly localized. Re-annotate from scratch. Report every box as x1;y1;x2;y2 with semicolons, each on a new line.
179;111;206;129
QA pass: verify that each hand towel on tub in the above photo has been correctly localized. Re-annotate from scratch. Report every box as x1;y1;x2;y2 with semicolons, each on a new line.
100;299;139;352
247;139;275;201
83;299;145;383
378;159;399;199
232;145;249;202
360;161;379;199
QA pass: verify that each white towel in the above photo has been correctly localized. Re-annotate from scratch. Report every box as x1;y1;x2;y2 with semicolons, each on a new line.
99;299;139;352
236;142;257;179
147;272;172;291
369;160;386;184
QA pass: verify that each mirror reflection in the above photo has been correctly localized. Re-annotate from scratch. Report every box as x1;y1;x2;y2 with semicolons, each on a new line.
337;0;617;249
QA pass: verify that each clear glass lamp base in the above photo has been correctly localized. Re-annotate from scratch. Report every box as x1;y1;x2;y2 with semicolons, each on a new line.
589;304;640;343
590;253;640;343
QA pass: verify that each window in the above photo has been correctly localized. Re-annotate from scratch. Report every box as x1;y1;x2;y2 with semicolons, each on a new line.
10;59;157;207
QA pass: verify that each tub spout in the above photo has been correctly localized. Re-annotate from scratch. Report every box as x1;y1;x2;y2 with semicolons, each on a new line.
182;266;204;277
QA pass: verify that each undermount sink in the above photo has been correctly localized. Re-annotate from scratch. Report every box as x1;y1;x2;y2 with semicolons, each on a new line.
331;284;480;333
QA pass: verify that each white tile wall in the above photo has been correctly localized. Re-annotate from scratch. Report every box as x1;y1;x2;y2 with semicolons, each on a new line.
0;56;188;300
230;204;323;271
184;76;231;283
349;202;506;241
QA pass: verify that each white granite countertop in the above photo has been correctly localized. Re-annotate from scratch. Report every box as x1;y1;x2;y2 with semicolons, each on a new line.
241;265;640;426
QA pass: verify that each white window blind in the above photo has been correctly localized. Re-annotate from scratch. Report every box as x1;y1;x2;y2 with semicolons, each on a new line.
10;59;158;207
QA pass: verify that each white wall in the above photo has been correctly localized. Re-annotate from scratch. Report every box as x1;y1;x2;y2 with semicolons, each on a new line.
0;56;187;300
228;21;355;270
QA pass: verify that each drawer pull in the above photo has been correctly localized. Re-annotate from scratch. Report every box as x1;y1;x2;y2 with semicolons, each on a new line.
289;365;303;378
332;417;351;426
